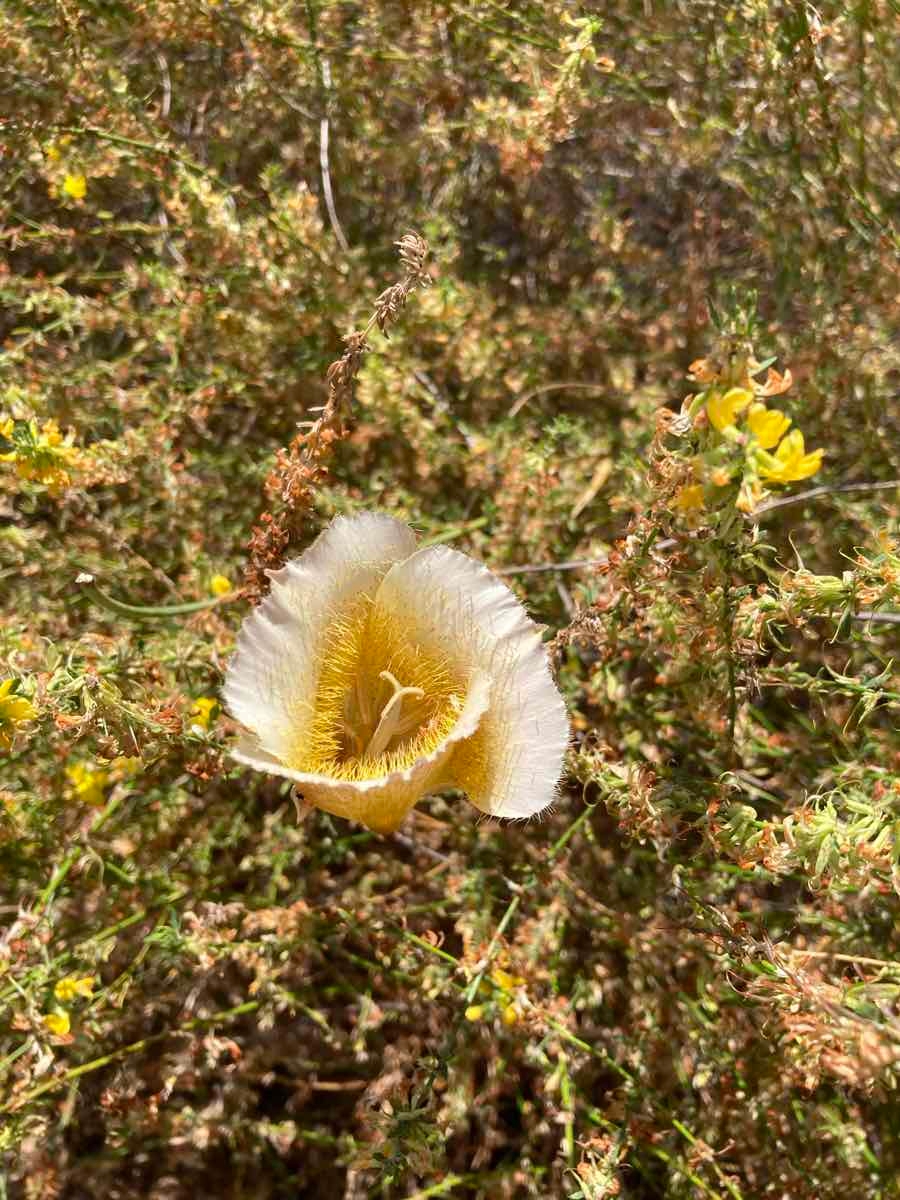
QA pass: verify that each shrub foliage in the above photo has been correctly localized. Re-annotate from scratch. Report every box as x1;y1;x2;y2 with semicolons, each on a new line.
2;2;900;1197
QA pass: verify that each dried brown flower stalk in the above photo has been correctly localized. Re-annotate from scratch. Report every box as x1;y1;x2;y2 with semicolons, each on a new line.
244;233;430;601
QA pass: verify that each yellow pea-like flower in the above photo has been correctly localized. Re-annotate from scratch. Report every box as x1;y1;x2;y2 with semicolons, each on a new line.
491;968;525;991
54;975;95;1003
757;430;824;484
66;762;109;807
191;697;219;729
0;679;37;751
747;403;791;450
43;1010;71;1037
0;418;79;491
673;484;705;512
210;574;233;597
706;387;753;433
62;173;87;200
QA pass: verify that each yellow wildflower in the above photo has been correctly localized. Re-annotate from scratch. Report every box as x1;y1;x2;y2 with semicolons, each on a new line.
0;418;79;492
66;762;109;807
757;430;824;484
501;1004;519;1026
45;136;71;164
110;755;142;779
210;573;233;597
491;967;525;991
191;697;219;729
43;1010;71;1037
0;416;12;440
54;975;95;1003
747;403;791;450
62;173;87;200
464;1005;485;1022
706;387;753;433
0;679;37;751
673;483;705;513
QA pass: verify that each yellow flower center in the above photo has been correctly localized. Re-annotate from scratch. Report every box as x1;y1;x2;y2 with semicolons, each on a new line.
293;598;465;781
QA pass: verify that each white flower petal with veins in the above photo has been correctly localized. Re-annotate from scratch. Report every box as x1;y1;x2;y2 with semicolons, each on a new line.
376;545;570;819
223;513;416;763
223;513;568;833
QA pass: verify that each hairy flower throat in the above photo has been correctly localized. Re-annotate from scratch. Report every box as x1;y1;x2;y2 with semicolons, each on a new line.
292;599;465;782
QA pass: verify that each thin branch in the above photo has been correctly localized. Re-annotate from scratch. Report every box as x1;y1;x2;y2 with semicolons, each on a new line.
497;539;676;576
305;0;349;253
509;381;610;418
496;556;608;576
392;832;452;865
498;480;900;575
463;894;521;1005
793;950;900;970
155;53;172;120
2;1000;261;1114
851;611;900;625
752;479;900;515
319;108;349;254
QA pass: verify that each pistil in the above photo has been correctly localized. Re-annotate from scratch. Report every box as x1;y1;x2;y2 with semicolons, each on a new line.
363;670;425;759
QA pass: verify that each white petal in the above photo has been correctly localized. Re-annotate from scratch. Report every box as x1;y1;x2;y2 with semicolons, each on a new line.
230;673;491;834
222;513;417;761
374;545;569;819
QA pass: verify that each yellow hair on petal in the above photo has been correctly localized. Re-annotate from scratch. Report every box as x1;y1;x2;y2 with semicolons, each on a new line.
291;596;468;782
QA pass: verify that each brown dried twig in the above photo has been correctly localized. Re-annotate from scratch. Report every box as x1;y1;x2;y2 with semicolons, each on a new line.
244;233;430;601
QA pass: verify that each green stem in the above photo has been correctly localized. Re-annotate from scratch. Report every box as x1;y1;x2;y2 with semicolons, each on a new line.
547;801;596;862
77;573;237;619
2;1001;260;1114
34;793;122;916
0;891;187;1009
463;894;521;1004
420;516;490;547
406;1175;468;1200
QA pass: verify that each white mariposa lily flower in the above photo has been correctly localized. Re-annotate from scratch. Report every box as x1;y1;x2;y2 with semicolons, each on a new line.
223;513;569;834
